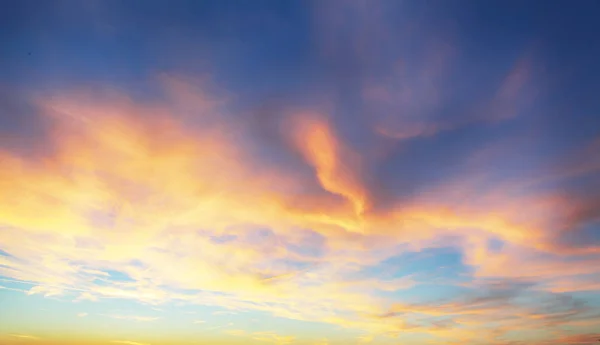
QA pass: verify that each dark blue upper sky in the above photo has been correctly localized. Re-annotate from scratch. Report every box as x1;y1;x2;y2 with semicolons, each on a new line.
2;0;599;241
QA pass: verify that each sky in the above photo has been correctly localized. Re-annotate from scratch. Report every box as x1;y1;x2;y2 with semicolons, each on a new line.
1;0;600;344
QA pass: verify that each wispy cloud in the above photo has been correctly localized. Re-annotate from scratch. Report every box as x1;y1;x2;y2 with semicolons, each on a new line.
9;334;40;340
0;284;26;293
26;285;63;298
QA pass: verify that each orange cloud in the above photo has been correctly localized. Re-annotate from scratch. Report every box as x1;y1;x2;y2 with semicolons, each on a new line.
289;113;368;219
0;76;598;345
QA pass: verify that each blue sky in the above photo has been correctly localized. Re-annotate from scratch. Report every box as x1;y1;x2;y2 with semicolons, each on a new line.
1;1;600;344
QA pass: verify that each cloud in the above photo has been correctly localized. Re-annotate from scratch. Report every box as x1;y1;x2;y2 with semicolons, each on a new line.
9;334;40;340
26;285;63;298
0;1;599;344
288;113;369;217
0;283;26;293
0;71;598;345
74;292;99;302
77;312;88;317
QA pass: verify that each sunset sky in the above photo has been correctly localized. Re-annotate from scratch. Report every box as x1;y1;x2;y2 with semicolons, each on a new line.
1;1;600;344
